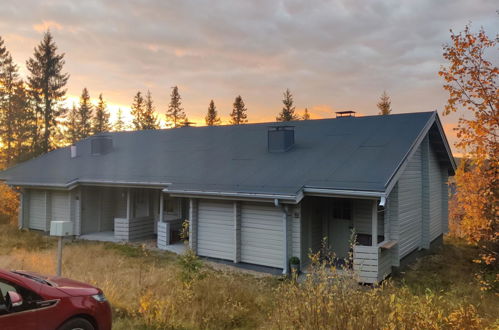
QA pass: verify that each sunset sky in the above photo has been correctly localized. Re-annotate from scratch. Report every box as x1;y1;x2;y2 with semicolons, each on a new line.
0;0;497;152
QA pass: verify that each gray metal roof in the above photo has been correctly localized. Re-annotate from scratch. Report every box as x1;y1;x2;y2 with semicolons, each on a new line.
0;111;455;199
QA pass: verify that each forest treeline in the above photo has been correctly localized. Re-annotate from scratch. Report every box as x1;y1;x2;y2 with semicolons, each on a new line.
0;31;396;169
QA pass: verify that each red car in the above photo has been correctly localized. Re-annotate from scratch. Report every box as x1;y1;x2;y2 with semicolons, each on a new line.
0;269;111;330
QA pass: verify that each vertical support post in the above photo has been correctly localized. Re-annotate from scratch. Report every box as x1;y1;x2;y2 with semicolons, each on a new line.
188;198;198;253
282;205;290;275
126;188;132;221
159;192;164;223
372;200;378;247
56;236;63;276
233;201;241;263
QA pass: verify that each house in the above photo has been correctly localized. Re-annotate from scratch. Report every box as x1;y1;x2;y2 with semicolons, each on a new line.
0;111;455;283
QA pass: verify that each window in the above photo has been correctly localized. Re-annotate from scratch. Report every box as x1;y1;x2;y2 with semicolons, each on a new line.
332;199;352;220
0;278;42;315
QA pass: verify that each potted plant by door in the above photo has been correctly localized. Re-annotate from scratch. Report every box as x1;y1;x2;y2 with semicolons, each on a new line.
289;256;300;274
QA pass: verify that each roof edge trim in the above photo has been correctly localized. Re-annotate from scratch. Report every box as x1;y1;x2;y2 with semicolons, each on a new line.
303;187;384;199
163;188;300;203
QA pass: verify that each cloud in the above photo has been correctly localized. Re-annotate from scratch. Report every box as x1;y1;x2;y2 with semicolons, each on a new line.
33;20;63;32
0;0;497;153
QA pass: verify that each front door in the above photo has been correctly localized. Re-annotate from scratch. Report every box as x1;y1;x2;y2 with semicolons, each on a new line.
328;218;351;259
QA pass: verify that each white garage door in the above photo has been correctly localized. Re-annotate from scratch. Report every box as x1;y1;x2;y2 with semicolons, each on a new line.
51;191;70;222
197;200;234;260
29;190;46;231
241;203;283;268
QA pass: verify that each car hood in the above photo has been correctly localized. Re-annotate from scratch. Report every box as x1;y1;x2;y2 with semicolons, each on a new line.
14;270;100;297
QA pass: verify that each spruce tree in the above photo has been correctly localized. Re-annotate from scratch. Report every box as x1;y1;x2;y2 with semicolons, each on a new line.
377;91;392;115
166;86;186;128
276;88;298;121
66;103;79;144
26;31;69;154
142;90;159;129
230;95;248;125
205;99;221;126
92;93;111;134
302;108;310;120
77;88;93;139
131;91;145;130
114;108;127;131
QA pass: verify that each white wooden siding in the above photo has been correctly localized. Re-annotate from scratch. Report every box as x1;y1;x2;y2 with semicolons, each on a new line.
28;190;47;231
429;146;442;241
441;168;449;233
51;191;70;222
353;199;384;236
197;200;234;260
397;145;422;258
353;245;393;284
241;202;283;268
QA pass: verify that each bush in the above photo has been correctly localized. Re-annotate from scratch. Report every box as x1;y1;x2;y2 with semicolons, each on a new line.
0;183;18;225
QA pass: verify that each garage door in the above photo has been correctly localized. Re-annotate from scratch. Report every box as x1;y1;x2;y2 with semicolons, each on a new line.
29;190;46;231
51;191;70;222
241;203;283;268
197;200;234;260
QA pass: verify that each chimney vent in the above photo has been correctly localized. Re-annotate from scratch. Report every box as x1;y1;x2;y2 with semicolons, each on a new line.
268;126;295;153
91;135;113;155
70;145;77;158
335;110;356;118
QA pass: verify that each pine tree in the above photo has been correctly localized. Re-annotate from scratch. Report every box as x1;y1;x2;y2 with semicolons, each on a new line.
0;37;36;166
142;90;159;129
230;95;248;125
302;108;311;120
131;91;145;130
114;108;127;131
92;93;111;134
276;88;298;121
66;103;79;144
166;86;186;128
205;100;221;126
26;31;69;154
377;91;392;115
77;88;93;139
0;42;18;165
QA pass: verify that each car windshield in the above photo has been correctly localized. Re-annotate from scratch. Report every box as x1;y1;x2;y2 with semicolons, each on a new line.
12;271;55;287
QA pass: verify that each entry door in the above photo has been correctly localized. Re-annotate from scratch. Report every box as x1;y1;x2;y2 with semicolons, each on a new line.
328;218;351;258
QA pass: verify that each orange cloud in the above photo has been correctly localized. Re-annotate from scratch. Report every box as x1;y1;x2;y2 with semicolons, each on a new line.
33;20;63;32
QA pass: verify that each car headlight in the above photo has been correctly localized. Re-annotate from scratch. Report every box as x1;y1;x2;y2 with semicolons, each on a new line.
91;293;107;302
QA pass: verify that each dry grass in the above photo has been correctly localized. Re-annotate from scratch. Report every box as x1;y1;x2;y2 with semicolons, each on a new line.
0;224;497;329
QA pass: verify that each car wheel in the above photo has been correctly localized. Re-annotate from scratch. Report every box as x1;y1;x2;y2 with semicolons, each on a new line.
58;317;95;330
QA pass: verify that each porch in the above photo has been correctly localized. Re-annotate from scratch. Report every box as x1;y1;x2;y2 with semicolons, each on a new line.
300;196;396;284
77;186;160;243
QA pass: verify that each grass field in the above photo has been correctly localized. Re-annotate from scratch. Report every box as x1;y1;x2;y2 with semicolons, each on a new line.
0;224;497;329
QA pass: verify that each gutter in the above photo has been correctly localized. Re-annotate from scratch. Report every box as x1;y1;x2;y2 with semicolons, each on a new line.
163;188;300;203
3;179;171;190
303;187;385;199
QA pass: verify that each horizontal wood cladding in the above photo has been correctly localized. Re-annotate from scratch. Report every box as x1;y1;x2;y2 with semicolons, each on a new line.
353;245;392;283
241;202;284;268
114;216;154;241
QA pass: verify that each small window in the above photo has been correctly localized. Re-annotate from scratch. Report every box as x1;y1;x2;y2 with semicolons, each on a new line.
164;198;178;214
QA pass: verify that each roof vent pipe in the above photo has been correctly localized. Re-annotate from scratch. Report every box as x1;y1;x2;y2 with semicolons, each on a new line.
268;126;295;153
70;145;77;158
